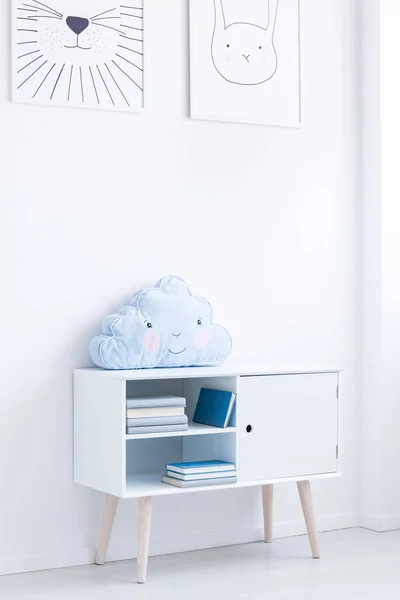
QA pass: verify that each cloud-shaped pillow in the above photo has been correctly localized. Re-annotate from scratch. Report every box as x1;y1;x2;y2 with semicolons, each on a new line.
90;276;232;370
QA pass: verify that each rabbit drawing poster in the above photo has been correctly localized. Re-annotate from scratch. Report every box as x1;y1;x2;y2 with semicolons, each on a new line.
190;0;300;127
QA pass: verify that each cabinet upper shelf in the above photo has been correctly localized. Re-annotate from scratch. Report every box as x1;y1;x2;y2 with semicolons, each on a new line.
126;422;236;440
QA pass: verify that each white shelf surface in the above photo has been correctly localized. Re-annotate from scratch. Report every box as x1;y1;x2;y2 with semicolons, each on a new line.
124;471;340;498
125;471;239;497
126;422;236;440
75;363;341;381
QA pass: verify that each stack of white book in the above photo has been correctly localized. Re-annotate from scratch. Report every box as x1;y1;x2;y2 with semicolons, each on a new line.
126;396;188;435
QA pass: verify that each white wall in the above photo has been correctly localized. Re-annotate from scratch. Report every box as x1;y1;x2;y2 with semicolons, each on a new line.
381;0;400;523
360;0;383;527
0;0;360;574
361;0;400;530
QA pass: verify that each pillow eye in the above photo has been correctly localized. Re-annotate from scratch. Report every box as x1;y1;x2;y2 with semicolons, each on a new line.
226;44;230;48
197;318;202;326
146;322;153;329
259;46;262;50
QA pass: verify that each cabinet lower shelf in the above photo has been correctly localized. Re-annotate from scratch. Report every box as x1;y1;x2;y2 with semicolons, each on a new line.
123;471;340;498
125;471;239;497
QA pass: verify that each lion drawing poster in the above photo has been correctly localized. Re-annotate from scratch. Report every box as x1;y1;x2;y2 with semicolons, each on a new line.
12;0;144;112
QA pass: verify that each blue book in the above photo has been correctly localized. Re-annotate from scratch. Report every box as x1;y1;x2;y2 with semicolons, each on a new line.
192;388;236;428
166;470;236;481
167;460;236;475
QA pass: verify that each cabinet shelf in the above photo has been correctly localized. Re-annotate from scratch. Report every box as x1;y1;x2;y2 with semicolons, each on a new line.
124;471;339;498
74;367;340;500
74;365;342;582
125;471;239;497
126;422;236;440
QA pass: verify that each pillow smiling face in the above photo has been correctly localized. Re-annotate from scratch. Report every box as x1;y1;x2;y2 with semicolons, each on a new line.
14;0;144;110
90;276;232;370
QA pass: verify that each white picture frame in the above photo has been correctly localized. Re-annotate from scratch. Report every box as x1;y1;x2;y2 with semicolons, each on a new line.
190;0;301;127
12;0;145;113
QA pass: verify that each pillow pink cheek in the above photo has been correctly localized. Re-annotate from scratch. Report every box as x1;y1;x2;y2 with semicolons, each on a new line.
226;55;231;63
143;331;161;353
194;330;210;350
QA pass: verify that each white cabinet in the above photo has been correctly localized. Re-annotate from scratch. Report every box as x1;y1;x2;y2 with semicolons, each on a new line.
74;364;341;583
237;373;339;482
74;366;341;497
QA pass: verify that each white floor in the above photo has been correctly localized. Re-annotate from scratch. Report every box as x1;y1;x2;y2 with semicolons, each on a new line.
1;528;400;599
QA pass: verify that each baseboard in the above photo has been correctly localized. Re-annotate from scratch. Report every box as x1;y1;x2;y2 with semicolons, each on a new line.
360;513;400;532
0;513;357;577
273;512;356;539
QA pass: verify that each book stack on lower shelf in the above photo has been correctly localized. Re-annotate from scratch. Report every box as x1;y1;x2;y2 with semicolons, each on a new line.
127;396;188;435
161;460;237;488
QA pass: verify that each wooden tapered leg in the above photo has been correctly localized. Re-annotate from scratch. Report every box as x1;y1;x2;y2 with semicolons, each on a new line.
137;496;153;584
297;481;320;559
95;494;119;565
262;485;273;543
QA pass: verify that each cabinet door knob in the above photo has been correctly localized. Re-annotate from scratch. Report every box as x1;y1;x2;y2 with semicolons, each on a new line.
246;425;252;433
